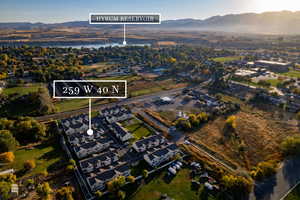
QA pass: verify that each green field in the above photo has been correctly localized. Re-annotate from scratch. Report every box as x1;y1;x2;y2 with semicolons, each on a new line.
0;142;65;178
280;69;300;78
212;56;243;63
265;79;282;87
130;86;164;97
285;184;300;200
131;169;217;200
2;83;45;96
55;99;107;112
122;118;153;141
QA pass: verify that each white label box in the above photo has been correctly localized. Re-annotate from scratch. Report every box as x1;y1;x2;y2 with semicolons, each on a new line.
53;80;127;99
89;13;161;24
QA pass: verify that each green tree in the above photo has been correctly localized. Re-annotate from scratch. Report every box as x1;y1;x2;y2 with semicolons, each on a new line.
14;118;46;143
142;169;149;178
95;190;103;199
117;190;126;200
0;181;11;200
0;130;18;153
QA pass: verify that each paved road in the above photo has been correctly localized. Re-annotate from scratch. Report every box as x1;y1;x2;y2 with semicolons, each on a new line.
249;157;300;200
36;87;185;122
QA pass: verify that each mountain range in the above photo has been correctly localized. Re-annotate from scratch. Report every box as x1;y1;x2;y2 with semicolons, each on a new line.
1;11;300;34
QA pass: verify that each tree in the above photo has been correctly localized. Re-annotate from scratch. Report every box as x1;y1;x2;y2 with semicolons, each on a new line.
221;175;253;199
24;159;36;171
126;176;135;183
95;190;103;199
14;118;46;143
0;181;11;200
66;164;75;172
117;190;126;200
37;182;52;200
0;152;15;163
281;136;300;156
250;161;277;180
142;169;149;178
0;130;18;153
56;186;74;200
24;178;35;187
107;176;126;193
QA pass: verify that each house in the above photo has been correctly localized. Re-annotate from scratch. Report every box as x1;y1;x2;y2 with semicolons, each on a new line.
132;135;166;153
100;106;132;123
254;60;290;73
10;184;18;198
87;164;131;191
73;137;114;159
144;144;179;167
79;151;119;173
110;122;133;142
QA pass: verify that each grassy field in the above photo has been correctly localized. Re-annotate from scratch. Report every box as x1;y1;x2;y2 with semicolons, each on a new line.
55;99;107;112
212;56;243;63
2;83;45;96
280;69;300;78
131;169;217;200
285;184;300;200
0;142;65;178
81;62;115;74
189;94;298;169
122;118;153;141
265;79;282;87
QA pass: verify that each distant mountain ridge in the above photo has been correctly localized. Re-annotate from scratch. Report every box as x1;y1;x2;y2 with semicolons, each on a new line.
1;11;300;34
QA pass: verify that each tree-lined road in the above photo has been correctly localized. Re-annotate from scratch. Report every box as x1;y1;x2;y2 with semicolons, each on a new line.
36;87;185;122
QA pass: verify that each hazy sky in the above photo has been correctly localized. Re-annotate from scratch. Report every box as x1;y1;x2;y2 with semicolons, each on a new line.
1;0;300;23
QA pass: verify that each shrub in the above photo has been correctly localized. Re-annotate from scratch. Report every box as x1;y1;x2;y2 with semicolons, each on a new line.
281;136;300;156
0;130;18;153
250;161;277;180
142;169;149;178
37;182;52;200
221;175;253;198
117;190;126;200
0;152;15;163
24;159;36;171
107;176;126;193
95;190;103;199
56;186;74;200
126;176;135;183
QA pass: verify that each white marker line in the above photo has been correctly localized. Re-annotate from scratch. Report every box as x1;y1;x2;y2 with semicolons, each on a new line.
89;98;91;130
123;24;127;45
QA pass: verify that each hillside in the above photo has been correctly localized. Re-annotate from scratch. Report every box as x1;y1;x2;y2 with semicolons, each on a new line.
1;11;300;34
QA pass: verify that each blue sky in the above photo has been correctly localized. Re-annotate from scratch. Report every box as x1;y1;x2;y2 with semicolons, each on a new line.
1;0;300;23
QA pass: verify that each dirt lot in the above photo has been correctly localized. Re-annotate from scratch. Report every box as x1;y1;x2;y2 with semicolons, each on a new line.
189;104;299;170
